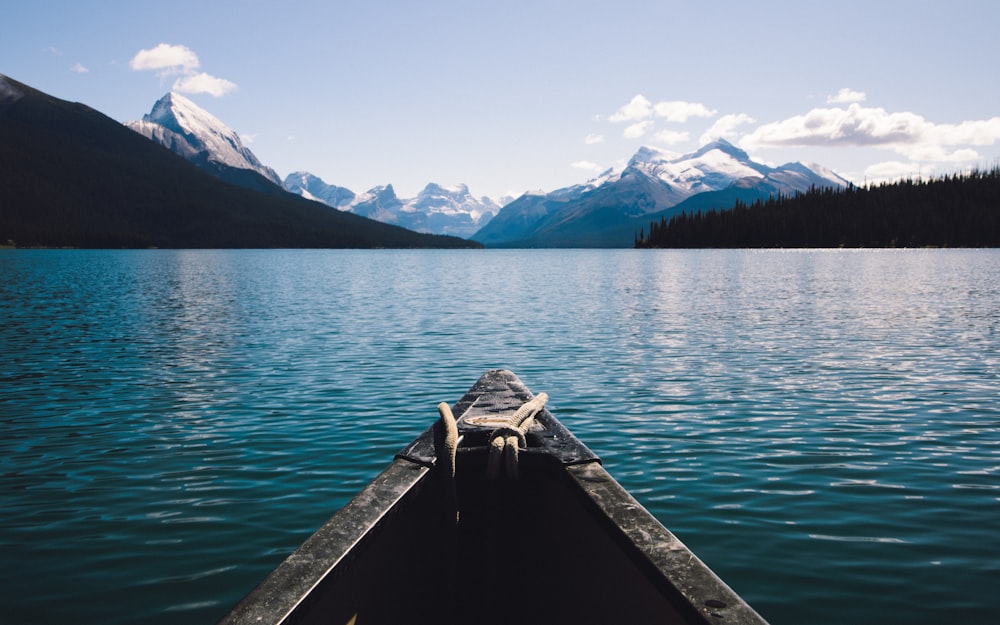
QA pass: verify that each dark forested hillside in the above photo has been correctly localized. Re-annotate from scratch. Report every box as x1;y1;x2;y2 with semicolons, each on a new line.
635;168;1000;248
0;75;479;249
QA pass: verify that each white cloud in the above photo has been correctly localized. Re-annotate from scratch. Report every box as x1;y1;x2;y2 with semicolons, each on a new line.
571;160;602;172
653;129;689;145
609;95;653;122
173;72;238;97
653;100;716;122
130;43;237;98
700;113;755;144
828;88;866;104
584;133;605;145
610;95;716;124
624;120;654;139
863;160;938;183
739;102;1000;163
70;62;89;74
129;43;200;74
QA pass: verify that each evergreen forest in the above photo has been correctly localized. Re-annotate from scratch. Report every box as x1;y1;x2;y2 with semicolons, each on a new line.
635;167;1000;248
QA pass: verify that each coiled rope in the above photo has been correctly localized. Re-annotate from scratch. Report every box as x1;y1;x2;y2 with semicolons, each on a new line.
486;392;548;480
435;392;549;525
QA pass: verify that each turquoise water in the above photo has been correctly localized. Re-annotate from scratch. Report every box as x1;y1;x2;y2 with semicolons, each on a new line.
1;248;998;624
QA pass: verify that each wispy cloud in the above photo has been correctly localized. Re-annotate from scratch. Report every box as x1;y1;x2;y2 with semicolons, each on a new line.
571;160;602;172
652;100;716;123
130;43;237;97
653;129;689;145
624;120;654;139
827;88;866;104
610;94;717;123
863;160;938;182
584;133;605;145
70;62;89;74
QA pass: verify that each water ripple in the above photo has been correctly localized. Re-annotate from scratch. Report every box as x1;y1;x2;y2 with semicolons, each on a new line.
2;248;999;625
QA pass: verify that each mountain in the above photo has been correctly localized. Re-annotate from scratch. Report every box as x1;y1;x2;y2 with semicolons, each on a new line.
126;92;283;192
127;93;499;237
0;74;479;249
348;184;406;223
284;174;499;238
472;139;850;247
284;171;355;208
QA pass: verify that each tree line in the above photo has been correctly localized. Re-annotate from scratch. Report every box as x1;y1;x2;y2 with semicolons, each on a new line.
635;167;1000;248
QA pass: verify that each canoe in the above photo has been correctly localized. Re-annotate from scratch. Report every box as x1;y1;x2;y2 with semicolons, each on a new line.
218;369;769;625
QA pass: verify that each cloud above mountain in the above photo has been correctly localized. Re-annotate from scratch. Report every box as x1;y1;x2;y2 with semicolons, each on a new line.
827;88;867;104
700;113;756;145
129;43;237;97
739;102;1000;163
609;95;717;127
584;88;1000;184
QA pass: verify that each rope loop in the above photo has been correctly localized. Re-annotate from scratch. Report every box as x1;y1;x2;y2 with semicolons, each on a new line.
486;392;548;480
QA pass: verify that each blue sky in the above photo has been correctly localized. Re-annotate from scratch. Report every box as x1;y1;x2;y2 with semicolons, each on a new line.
5;0;1000;200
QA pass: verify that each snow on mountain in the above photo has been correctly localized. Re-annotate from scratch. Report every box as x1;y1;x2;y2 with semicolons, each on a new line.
284;171;355;208
596;139;847;204
283;174;498;238
472;139;849;247
617;140;771;201
349;184;406;224
410;183;499;221
126;92;282;187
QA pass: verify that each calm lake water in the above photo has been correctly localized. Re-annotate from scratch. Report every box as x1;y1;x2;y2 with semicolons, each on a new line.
2;248;998;625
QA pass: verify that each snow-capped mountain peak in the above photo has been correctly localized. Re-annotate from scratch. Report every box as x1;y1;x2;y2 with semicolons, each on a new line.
627;145;676;167
620;139;769;200
282;173;499;238
472;139;850;247
284;171;355;208
126;92;282;187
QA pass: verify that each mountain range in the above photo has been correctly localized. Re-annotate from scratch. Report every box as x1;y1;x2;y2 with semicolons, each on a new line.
472;140;850;247
127;93;500;239
123;89;849;247
2;73;851;248
0;74;477;249
284;175;501;239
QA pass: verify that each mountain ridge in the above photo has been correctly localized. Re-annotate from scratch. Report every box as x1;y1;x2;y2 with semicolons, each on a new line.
0;73;479;249
472;139;850;247
284;173;501;238
124;91;501;238
126;92;284;191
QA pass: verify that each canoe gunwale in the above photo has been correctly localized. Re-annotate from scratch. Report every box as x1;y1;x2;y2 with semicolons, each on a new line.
563;460;768;624
217;369;770;625
217;458;431;625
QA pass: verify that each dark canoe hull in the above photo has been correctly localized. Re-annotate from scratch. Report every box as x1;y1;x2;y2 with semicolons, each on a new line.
218;370;769;625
